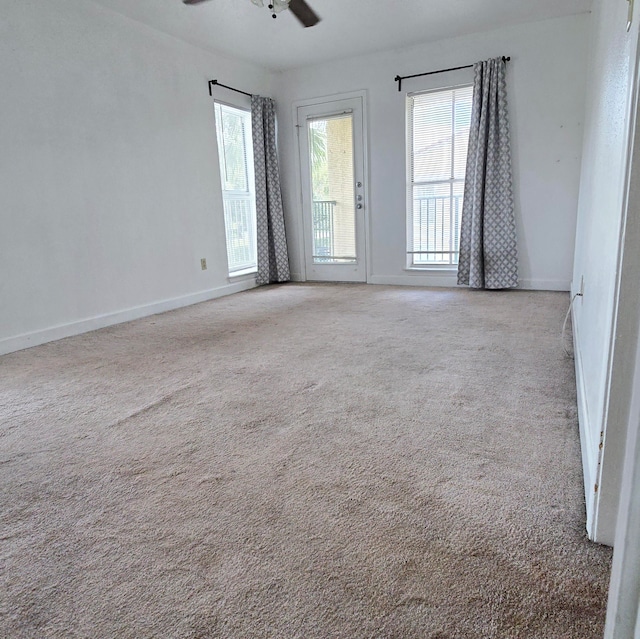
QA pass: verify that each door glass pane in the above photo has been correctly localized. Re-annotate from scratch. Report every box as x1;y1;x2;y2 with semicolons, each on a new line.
214;102;257;274
308;115;356;264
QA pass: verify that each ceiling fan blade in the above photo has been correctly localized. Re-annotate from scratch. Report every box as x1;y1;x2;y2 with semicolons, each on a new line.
182;0;212;4
288;0;320;27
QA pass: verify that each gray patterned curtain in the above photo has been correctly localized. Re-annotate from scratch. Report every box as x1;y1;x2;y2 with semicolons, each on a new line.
457;57;518;289
251;96;291;285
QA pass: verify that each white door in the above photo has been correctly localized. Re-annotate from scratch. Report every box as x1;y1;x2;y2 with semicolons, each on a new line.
297;97;367;282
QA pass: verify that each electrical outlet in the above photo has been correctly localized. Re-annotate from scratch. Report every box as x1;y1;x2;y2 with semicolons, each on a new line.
200;258;207;271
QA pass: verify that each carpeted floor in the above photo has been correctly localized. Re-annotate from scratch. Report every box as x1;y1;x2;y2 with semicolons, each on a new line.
0;283;612;638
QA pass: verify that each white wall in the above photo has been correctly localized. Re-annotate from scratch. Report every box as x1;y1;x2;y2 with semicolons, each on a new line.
572;0;640;545
274;14;590;290
0;0;271;354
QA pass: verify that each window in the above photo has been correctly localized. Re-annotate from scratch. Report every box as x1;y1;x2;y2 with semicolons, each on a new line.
406;85;473;267
214;102;257;275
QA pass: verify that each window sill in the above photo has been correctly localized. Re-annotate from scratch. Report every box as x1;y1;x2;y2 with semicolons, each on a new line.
228;268;257;281
404;266;458;273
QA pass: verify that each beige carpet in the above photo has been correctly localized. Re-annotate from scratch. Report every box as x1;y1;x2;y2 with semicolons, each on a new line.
0;283;612;638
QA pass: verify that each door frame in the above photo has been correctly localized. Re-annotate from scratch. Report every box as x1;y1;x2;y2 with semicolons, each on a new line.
291;90;371;283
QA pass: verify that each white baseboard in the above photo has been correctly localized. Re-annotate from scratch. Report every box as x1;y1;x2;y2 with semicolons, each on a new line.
573;314;598;541
0;279;257;356
368;274;459;288
368;274;571;291
518;279;571;291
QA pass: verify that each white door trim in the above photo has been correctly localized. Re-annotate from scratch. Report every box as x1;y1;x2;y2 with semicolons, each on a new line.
604;17;640;635
604;315;640;638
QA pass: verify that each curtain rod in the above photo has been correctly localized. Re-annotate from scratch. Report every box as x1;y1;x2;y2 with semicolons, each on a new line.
208;79;252;98
394;56;510;92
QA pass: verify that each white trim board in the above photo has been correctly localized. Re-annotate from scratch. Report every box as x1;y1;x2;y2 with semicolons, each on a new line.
369;274;459;288
518;279;571;291
573;315;598;540
368;275;570;291
0;279;257;356
604;303;640;637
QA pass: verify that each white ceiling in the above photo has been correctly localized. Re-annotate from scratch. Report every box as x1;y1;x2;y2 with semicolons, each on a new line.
90;0;592;71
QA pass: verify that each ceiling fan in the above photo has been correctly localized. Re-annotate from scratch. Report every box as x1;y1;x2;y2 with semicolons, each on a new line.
182;0;321;28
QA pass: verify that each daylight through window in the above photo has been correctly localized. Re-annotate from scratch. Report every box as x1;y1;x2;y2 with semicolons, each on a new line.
214;102;257;275
406;85;473;267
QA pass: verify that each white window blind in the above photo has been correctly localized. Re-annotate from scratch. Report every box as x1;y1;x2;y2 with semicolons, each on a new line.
214;102;257;275
407;85;473;267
